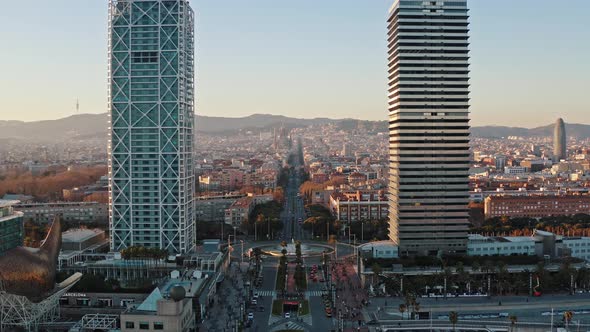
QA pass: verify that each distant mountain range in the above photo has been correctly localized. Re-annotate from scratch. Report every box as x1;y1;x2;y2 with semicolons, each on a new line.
471;123;590;139
0;113;588;142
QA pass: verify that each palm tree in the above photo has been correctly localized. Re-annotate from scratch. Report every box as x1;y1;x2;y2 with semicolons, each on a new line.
413;301;420;316
471;261;480;273
449;311;458;331
256;213;265;239
398;303;406;320
494;262;509;295
372;263;382;286
564;311;573;328
404;293;416;318
509;314;517;332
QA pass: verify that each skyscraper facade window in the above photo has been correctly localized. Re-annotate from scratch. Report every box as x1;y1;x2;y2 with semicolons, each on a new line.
108;0;195;253
387;0;471;256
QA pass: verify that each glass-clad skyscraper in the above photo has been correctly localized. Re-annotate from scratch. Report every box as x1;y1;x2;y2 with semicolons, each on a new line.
108;0;195;253
553;118;566;162
387;0;471;256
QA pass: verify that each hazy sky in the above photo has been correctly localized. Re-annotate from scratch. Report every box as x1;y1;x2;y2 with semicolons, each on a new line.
0;0;588;127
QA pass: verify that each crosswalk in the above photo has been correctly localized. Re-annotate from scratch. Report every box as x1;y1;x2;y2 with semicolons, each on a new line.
256;290;276;297
305;290;326;297
285;321;307;331
257;290;327;297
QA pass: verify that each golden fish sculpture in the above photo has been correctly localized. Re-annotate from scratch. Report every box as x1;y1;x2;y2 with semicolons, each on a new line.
0;218;61;302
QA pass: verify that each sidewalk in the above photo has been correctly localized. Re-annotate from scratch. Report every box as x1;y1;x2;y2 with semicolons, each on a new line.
332;259;368;323
200;262;248;332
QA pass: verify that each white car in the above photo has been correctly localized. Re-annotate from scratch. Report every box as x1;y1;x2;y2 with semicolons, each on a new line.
252;299;257;305
248;312;254;320
253;293;259;299
284;312;291;319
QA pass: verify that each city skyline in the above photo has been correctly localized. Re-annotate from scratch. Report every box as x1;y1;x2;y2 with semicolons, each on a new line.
0;0;588;126
3;0;590;329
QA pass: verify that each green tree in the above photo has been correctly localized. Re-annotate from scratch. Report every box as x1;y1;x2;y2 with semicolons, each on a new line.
564;311;573;328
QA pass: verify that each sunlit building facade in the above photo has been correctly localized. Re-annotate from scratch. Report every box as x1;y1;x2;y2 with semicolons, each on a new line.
108;0;195;253
387;0;471;255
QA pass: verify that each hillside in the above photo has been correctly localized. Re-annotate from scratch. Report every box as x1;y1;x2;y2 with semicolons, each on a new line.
1;113;589;142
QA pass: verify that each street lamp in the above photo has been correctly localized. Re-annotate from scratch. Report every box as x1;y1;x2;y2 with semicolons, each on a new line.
228;234;236;263
350;233;357;261
240;240;244;264
361;220;364;242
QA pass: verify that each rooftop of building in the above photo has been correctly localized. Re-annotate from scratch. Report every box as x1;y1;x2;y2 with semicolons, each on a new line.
534;230;555;237
160;274;208;299
62;228;105;243
229;196;253;208
503;236;536;243
331;190;386;202
135;287;163;312
2;194;34;201
358;240;398;250
15;201;105;207
0;199;20;208
467;234;535;244
486;194;590;202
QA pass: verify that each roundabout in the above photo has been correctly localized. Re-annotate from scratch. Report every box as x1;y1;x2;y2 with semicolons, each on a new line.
255;241;334;258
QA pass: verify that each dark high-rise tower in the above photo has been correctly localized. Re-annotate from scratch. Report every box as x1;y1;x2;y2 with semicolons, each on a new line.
553;118;566;162
387;0;471;256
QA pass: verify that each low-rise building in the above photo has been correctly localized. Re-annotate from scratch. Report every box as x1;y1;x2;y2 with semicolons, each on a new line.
560;237;590;262
504;166;528;175
1;193;34;203
311;170;329;184
14;201;108;223
467;234;536;256
224;197;253;226
223;194;273;226
520;159;550;173
195;194;243;223
311;187;335;207
62;228;108;251
59;292;148;308
59;229;109;269
0;200;24;255
329;190;388;223
198;175;220;191
484;195;590;219
359;241;398;259
120;287;194;332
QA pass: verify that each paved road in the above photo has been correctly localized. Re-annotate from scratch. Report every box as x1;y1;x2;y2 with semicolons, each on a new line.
281;168;306;241
367;293;590;328
248;264;278;331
